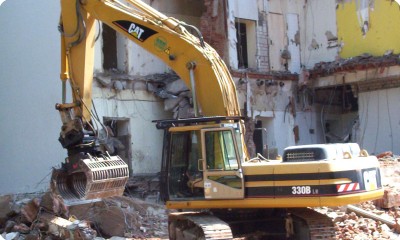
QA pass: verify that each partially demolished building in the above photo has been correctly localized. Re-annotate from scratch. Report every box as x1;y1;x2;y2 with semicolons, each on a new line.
0;0;399;194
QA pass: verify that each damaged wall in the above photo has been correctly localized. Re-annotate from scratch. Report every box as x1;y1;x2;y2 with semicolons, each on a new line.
235;76;297;156
301;0;338;69
226;0;258;69
263;0;338;71
337;0;400;58
309;63;400;153
92;85;170;174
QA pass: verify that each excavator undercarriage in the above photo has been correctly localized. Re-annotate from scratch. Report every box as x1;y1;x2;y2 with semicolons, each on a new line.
168;208;337;240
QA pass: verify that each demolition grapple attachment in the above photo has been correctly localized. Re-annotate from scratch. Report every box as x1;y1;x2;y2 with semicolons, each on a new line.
51;154;129;201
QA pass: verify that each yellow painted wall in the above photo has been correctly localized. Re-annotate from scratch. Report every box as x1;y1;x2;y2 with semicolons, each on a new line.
337;0;400;58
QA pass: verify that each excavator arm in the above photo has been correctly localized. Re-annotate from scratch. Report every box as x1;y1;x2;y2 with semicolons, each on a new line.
59;0;240;118
53;0;244;201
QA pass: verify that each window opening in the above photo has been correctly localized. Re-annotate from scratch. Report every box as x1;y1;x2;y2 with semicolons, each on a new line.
168;131;204;199
235;21;248;68
102;23;117;70
205;130;239;171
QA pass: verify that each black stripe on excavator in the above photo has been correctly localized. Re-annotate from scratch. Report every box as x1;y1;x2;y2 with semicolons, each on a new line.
244;170;358;182
245;184;346;197
113;20;157;42
245;168;380;183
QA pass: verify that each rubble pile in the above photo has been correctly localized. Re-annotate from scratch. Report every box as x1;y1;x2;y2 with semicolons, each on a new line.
0;193;169;240
376;152;400;209
1;152;400;239
309;53;400;78
316;202;400;239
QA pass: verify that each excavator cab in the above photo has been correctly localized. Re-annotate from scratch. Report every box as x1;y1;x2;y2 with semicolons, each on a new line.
156;116;245;202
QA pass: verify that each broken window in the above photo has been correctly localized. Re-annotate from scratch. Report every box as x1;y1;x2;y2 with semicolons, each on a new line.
102;23;117;70
315;85;358;112
315;85;359;143
235;19;256;69
253;120;264;156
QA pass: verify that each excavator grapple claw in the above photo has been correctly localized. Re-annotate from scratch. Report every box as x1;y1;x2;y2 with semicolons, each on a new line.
51;155;129;201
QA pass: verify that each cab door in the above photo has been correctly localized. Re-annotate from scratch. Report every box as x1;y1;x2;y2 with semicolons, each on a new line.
200;128;244;199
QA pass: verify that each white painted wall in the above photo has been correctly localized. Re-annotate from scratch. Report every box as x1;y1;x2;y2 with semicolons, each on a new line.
294;110;324;145
300;0;338;68
0;0;65;194
258;112;296;156
357;88;400;154
92;88;170;174
118;34;169;75
264;0;338;72
228;0;258;21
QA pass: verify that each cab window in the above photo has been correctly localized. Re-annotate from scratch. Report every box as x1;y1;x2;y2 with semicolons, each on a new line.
205;130;238;171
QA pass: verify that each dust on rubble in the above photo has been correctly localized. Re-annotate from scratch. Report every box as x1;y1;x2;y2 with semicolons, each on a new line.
0;193;170;240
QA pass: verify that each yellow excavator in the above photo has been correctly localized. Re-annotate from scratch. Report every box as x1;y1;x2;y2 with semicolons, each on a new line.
53;0;383;238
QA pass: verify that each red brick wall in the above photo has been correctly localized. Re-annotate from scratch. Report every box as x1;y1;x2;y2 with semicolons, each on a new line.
357;76;400;93
200;0;228;59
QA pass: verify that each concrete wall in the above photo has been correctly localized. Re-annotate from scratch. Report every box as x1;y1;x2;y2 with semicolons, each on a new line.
262;0;338;70
259;112;296;156
92;88;170;174
0;0;65;194
311;66;400;153
300;0;338;69
294;110;324;146
357;88;400;154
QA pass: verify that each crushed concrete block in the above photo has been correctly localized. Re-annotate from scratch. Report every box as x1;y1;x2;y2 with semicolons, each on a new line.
0;195;13;227
374;187;400;208
94;205;133;237
12;223;30;234
24;233;40;240
108;237;126;240
40;212;95;240
4;221;15;233
40;192;69;217
20;198;40;223
4;232;19;240
165;79;188;94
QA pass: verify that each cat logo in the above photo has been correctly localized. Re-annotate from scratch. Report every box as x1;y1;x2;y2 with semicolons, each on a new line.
128;23;145;40
113;20;157;42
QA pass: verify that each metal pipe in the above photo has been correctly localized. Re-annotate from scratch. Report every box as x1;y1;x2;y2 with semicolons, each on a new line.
187;62;198;117
347;204;400;233
62;80;67;104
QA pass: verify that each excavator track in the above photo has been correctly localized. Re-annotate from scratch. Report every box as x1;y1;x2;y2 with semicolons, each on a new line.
169;212;233;240
290;208;336;239
169;208;336;240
